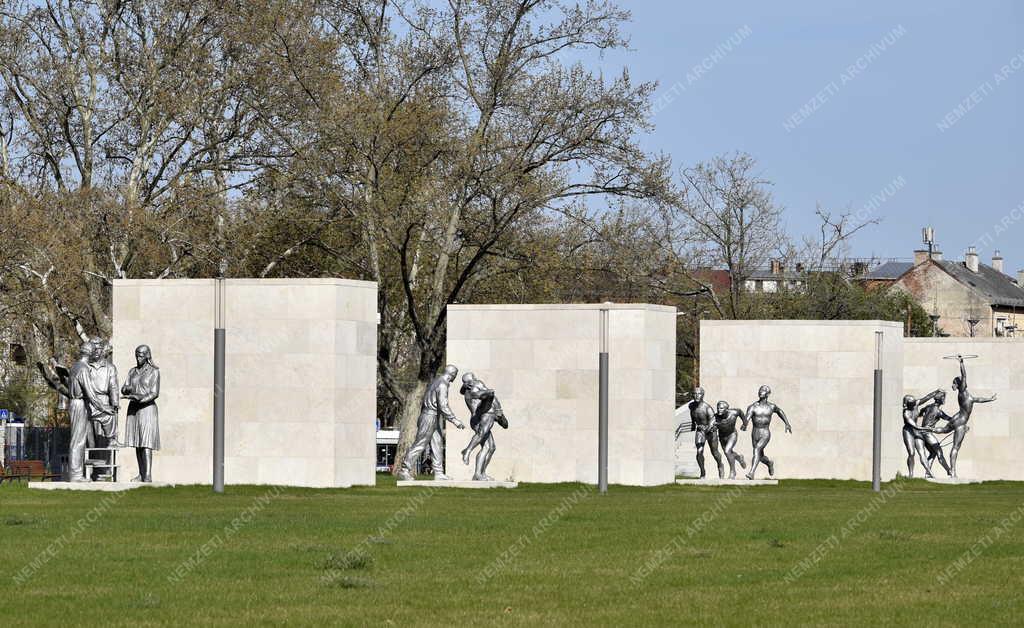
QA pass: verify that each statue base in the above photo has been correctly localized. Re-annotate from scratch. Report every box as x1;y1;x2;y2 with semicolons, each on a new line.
676;478;778;486
28;481;174;492
924;477;982;485
397;480;518;489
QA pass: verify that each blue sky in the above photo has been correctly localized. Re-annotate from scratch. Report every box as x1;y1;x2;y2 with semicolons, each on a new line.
588;1;1023;273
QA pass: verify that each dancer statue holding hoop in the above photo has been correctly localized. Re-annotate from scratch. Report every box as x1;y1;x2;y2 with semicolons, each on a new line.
931;355;996;478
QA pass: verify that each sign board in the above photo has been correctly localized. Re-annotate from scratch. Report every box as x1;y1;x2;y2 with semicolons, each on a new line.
0;409;9;421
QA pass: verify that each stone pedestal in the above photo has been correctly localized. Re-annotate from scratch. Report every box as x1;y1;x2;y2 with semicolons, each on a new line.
29;481;174;492
112;278;378;488
396;480;518;489
925;477;982;485
676;478;778;486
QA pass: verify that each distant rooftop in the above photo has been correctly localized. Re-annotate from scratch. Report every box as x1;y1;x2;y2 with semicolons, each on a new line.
863;261;913;280
936;260;1024;308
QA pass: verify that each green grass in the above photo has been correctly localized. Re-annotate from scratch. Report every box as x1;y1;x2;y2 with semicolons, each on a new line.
2;475;1023;626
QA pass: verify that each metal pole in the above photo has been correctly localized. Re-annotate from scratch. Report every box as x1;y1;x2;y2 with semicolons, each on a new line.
598;307;609;494
213;278;226;493
872;331;883;492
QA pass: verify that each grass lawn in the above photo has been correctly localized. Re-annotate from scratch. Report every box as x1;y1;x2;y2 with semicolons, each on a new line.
2;475;1023;626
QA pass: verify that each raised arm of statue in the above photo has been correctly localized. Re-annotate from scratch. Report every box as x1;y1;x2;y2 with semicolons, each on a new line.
36;361;70;397
959;357;967;389
973;393;997;404
914;389;941;415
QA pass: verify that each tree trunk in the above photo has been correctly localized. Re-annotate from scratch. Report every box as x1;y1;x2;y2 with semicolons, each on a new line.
391;378;427;476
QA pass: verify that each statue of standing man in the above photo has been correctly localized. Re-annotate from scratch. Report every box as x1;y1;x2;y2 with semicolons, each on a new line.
397;365;465;481
66;340;96;482
86;337;119;448
742;385;792;480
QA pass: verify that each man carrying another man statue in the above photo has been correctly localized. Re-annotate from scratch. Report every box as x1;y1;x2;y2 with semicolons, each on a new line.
397;364;509;482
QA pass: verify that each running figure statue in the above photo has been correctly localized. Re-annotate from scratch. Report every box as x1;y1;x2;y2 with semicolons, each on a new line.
742;385;792;480
681;387;725;479
713;401;747;479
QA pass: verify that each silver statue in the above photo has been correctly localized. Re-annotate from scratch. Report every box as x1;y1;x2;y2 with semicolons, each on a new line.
742;385;792;480
930;355;996;478
459;373;509;481
901;389;942;478
684;387;724;479
65;340;104;481
713;401;747;479
122;345;161;482
397;365;465;481
915;391;954;477
85;337;119;448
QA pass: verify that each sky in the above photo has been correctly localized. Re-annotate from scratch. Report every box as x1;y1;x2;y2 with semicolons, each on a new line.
584;0;1023;273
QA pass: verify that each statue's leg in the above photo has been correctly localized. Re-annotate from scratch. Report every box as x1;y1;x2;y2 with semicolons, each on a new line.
462;423;485;465
399;418;432;479
720;434;735;479
142;449;153;482
68;403;89;481
949;426;966;478
695;430;706;478
429;429;445;476
132;448;145;482
913;437;932;477
746;433;764;480
902;427;916;478
926;435;952;476
475;432;496;480
708;430;725;479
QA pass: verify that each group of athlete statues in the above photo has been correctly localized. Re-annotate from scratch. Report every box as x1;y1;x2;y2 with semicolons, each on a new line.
397;365;508;482
901;354;996;479
678;384;793;480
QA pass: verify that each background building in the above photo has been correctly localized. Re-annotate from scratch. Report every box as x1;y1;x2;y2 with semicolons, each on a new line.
887;239;1024;337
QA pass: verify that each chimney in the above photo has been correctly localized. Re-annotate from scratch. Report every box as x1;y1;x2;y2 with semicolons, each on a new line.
770;259;782;275
965;246;979;273
1018;269;1024;287
932;248;943;261
914;249;928;265
992;250;1004;274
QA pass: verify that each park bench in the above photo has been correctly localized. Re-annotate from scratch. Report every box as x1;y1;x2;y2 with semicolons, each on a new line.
0;460;62;484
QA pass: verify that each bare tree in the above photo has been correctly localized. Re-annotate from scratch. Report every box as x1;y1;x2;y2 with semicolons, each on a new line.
672;152;786;318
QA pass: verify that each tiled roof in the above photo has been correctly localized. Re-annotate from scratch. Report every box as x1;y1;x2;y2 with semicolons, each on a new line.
937;261;1024;307
863;261;913;280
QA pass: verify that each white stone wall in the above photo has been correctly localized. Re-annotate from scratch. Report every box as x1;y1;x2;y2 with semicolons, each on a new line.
699;320;905;481
112;278;377;487
444;304;676;486
903;338;1024;480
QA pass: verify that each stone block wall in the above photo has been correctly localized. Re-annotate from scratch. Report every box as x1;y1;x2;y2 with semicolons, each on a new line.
112;278;377;487
903;338;1024;480
699;320;905;480
444;304;676;486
